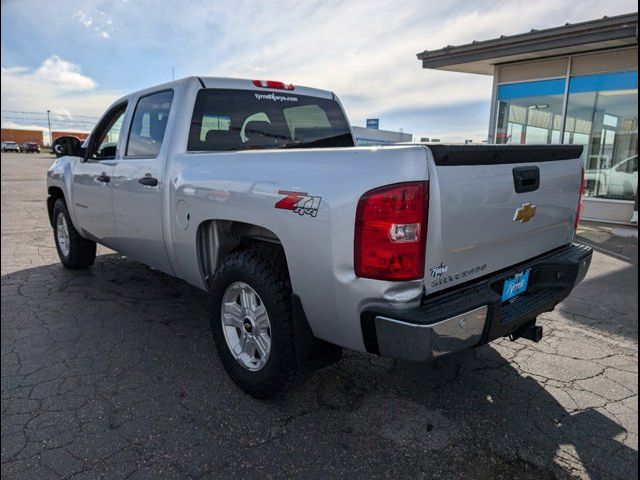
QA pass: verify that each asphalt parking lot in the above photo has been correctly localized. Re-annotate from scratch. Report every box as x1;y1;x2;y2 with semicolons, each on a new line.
1;152;638;479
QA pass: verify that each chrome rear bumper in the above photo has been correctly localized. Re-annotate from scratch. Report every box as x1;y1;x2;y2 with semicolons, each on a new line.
362;243;593;363
375;306;488;363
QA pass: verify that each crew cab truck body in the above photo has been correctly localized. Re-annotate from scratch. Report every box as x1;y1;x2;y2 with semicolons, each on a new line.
47;77;592;397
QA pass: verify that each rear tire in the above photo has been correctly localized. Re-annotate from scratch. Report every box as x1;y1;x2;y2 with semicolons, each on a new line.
52;198;96;269
209;245;297;398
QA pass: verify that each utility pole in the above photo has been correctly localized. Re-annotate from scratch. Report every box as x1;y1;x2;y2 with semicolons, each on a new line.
46;110;52;147
172;67;175;80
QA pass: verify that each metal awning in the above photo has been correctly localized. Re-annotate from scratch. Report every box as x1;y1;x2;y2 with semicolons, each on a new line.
417;12;638;75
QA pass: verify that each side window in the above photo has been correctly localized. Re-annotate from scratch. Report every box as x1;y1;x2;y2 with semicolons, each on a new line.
615;157;638;173
126;90;174;157
89;103;127;160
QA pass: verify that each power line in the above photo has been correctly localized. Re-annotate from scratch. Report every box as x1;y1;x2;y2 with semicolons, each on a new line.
1;116;96;125
1;109;99;120
1;114;94;120
1;116;97;124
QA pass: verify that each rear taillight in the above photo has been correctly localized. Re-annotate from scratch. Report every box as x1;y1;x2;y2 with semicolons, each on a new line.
252;79;295;90
354;182;428;281
575;166;585;230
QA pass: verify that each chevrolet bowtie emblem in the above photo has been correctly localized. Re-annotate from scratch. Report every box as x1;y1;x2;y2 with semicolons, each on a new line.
513;203;537;223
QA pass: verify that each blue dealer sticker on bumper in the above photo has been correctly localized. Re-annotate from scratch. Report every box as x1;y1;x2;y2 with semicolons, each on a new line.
501;269;530;302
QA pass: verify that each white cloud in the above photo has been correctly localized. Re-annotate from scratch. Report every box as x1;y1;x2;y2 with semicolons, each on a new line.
72;8;114;39
72;9;93;28
0;121;46;132
34;55;97;91
1;66;30;75
49;108;73;120
1;56;121;131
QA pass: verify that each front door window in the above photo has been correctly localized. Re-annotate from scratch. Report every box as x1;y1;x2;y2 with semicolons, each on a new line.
89;104;127;160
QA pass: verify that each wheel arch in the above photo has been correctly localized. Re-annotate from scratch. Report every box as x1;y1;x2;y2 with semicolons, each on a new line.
47;186;66;227
200;225;342;376
196;219;286;288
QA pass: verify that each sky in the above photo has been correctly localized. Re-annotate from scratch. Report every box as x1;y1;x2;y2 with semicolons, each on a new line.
1;0;637;142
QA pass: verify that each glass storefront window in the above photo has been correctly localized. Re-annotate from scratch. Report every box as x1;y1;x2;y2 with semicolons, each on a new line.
563;72;638;201
496;71;638;203
495;79;565;145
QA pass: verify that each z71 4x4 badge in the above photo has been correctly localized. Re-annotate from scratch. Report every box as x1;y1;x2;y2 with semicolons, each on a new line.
275;190;322;218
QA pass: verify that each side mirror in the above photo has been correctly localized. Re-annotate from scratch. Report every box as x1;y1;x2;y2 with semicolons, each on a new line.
100;145;117;158
52;136;86;158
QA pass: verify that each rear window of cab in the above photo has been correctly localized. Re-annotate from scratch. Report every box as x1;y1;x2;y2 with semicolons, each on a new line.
187;89;354;152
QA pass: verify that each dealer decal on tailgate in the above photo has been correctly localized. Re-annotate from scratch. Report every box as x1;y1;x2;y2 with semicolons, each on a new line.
275;190;322;218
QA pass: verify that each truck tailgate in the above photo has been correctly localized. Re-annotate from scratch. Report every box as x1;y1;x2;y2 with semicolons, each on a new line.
424;145;584;294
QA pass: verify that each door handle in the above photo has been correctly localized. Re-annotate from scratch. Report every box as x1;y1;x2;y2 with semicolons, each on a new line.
512;166;540;193
96;173;111;183
138;175;159;187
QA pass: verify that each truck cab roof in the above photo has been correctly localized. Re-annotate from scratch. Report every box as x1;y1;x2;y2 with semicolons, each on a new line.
111;77;335;109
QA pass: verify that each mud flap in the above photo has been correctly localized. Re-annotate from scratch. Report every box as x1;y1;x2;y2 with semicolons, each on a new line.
292;294;342;373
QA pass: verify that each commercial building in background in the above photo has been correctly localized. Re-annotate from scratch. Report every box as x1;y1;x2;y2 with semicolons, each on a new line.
1;128;44;146
418;12;638;224
352;126;413;146
1;128;91;148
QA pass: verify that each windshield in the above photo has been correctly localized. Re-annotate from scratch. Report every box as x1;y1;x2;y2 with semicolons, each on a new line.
188;89;354;151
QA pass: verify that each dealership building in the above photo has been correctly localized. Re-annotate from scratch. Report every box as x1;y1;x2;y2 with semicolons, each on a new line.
418;12;638;224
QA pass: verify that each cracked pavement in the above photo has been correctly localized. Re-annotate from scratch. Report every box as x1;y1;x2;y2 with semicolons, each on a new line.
1;153;638;479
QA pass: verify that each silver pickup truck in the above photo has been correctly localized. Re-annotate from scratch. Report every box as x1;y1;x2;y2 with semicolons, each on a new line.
47;76;592;397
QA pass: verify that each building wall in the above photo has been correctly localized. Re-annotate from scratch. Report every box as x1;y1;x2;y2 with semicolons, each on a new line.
496;48;638;84
1;129;45;146
571;48;638;76
497;56;570;83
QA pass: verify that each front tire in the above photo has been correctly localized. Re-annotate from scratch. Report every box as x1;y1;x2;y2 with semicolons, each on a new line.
209;245;297;398
52;198;96;269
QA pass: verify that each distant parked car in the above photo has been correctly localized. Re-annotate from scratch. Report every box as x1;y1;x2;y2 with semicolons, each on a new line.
21;142;41;153
2;141;20;153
